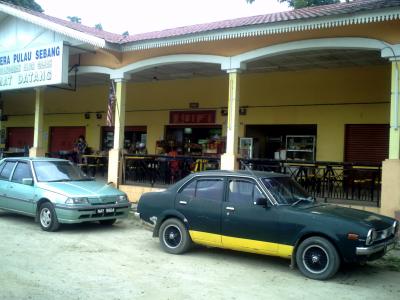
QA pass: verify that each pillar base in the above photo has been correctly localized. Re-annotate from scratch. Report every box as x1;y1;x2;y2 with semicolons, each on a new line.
107;148;122;187
381;159;400;217
29;147;46;157
220;153;239;171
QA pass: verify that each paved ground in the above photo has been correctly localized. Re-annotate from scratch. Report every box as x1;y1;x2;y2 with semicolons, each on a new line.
0;209;399;300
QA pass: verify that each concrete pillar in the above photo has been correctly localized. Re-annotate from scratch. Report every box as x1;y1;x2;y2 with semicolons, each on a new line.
389;60;400;159
381;60;400;218
221;69;241;170
108;78;127;186
29;88;46;157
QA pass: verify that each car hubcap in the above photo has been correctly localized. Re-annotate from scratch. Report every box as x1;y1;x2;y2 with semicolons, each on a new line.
40;208;52;228
163;225;182;249
302;245;329;274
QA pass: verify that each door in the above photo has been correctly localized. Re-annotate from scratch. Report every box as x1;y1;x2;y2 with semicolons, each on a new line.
175;177;224;247
221;177;279;255
7;127;34;149
345;124;389;163
8;162;35;215
0;161;17;209
49;126;86;153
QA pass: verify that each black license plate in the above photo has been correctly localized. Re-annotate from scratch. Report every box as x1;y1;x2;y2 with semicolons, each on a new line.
96;208;115;214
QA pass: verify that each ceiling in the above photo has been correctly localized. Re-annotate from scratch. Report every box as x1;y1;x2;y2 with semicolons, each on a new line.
72;49;388;87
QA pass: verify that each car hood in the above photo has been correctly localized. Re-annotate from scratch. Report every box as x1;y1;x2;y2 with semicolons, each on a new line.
37;180;123;197
302;204;393;230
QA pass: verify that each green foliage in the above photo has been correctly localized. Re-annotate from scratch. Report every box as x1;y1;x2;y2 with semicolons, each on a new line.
95;23;103;30
279;0;340;8
2;0;43;12
67;16;82;24
247;0;343;8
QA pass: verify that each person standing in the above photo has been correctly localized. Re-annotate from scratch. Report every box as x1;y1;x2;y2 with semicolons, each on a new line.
74;135;87;163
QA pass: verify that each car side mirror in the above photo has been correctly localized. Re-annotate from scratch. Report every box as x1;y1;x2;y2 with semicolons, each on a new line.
255;197;269;207
22;178;33;186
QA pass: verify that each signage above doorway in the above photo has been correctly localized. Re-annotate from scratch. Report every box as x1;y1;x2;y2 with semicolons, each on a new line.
170;110;216;124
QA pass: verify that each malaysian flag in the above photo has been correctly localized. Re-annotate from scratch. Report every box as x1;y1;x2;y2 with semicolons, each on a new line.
107;80;116;127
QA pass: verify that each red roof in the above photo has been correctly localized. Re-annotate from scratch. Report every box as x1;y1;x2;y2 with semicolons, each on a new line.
0;0;399;45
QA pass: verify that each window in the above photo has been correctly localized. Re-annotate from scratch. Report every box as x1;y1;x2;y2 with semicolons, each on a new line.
228;179;264;204
262;177;310;205
0;161;16;180
11;162;32;184
195;179;223;202
180;180;196;198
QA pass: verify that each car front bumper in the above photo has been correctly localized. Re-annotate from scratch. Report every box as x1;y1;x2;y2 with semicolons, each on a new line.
356;237;397;256
54;202;131;224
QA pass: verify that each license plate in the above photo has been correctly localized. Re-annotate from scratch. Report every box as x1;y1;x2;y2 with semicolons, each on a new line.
96;208;115;214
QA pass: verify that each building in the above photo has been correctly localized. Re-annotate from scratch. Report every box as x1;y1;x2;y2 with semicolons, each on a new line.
0;0;399;217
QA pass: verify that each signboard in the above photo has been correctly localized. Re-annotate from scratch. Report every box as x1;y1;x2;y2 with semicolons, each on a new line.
0;42;69;91
170;110;216;124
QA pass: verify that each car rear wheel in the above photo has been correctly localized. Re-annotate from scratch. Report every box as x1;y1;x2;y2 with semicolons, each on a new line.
296;236;340;280
99;219;117;226
39;202;60;232
159;218;192;254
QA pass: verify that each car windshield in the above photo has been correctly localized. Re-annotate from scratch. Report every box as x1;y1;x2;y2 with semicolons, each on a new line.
33;161;91;182
261;176;313;205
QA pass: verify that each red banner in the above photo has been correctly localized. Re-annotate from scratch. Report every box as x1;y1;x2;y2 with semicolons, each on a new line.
169;110;216;124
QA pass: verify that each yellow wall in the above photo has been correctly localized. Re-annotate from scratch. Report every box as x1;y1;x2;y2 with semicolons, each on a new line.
1;64;390;161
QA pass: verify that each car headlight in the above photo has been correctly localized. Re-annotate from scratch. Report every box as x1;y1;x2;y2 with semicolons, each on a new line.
392;221;399;236
117;195;128;203
366;229;378;246
65;197;89;205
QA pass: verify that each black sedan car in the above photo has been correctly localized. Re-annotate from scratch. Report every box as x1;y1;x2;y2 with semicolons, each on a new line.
137;170;398;280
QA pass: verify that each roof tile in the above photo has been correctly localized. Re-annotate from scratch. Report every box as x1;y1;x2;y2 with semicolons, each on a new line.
1;0;399;45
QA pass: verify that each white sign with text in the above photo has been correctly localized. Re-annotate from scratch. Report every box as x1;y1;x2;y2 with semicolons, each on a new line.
0;42;69;91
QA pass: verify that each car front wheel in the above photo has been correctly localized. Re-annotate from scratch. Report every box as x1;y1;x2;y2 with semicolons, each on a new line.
296;236;340;280
159;218;192;254
39;202;60;232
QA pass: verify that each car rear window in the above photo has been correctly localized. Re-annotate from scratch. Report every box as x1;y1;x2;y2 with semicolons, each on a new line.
0;161;16;180
195;179;223;202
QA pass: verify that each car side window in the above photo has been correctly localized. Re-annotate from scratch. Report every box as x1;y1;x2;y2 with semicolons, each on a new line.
0;161;16;180
180;180;196;198
195;179;224;202
228;179;264;204
11;162;32;184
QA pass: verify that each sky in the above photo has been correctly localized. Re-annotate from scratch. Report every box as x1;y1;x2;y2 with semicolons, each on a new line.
35;0;290;35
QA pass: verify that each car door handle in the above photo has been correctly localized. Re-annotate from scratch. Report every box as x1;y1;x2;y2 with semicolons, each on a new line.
179;201;187;205
226;206;235;211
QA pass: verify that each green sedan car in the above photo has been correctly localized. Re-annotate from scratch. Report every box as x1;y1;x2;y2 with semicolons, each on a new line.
0;157;131;231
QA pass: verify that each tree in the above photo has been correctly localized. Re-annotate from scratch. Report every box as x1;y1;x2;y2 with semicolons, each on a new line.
247;0;344;9
3;0;43;12
95;23;103;30
67;16;82;24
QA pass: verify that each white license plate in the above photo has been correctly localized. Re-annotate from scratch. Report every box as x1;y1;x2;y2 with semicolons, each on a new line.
96;208;115;214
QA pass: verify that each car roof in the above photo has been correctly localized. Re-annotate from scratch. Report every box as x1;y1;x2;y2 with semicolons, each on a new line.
188;169;287;179
1;157;68;162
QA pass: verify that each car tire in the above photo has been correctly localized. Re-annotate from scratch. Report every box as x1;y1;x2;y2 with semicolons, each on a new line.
99;219;117;226
296;236;340;280
159;218;192;254
39;202;60;232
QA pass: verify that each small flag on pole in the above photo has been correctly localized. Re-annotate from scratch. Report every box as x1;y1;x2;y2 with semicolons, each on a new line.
107;80;116;127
